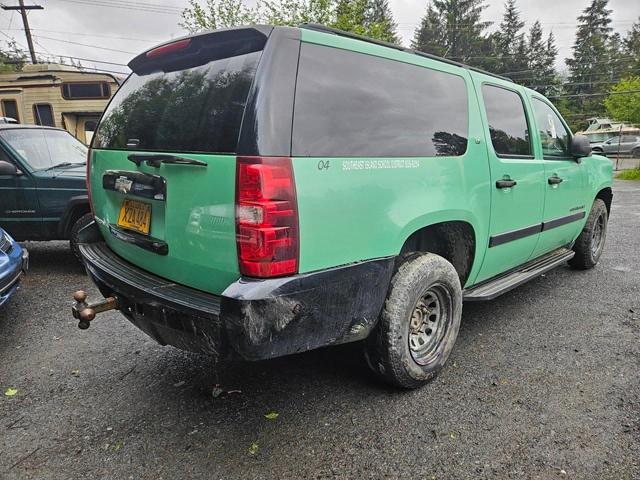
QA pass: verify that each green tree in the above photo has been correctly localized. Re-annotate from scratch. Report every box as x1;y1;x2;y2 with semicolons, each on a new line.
518;21;558;96
411;0;492;68
624;17;640;72
494;0;527;75
0;40;27;73
565;0;614;122
365;0;398;43
181;0;397;43
181;0;259;32
540;31;560;97
333;0;397;43
604;76;640;124
261;0;334;26
411;3;446;56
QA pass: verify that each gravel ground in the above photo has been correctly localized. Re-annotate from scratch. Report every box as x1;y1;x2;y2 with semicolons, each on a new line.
0;180;638;479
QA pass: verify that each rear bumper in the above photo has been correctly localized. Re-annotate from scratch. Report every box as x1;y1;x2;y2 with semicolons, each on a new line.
78;221;394;360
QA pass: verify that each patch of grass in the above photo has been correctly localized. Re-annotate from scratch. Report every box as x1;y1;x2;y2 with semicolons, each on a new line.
617;168;640;180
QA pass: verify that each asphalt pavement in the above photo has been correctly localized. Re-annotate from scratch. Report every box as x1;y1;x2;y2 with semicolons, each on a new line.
1;180;638;479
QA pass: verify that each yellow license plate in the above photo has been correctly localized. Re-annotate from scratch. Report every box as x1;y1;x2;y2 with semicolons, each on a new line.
117;199;151;235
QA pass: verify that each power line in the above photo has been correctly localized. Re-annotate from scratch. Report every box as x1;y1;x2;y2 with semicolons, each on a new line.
34;35;138;54
1;0;43;64
50;0;182;15
548;90;640;99
33;51;128;68
4;27;163;43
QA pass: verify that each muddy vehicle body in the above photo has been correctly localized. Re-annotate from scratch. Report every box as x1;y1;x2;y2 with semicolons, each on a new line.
74;25;613;388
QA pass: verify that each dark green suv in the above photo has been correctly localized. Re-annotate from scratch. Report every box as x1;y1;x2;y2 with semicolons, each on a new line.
0;124;91;256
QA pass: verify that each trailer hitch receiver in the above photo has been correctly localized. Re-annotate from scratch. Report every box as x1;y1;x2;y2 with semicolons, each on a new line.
72;290;118;329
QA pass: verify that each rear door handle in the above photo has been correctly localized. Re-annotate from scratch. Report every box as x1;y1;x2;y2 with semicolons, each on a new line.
548;176;563;185
496;179;517;189
128;154;207;168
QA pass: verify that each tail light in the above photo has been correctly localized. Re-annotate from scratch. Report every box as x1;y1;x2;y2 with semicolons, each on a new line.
86;148;94;214
236;156;298;277
146;38;192;58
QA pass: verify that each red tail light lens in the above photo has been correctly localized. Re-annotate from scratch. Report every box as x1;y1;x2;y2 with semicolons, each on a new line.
236;156;298;277
146;38;192;58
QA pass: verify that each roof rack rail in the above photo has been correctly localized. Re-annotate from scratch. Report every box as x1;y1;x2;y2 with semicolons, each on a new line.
299;23;513;83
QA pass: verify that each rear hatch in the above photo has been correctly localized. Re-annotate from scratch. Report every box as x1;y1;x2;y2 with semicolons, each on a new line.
89;27;272;294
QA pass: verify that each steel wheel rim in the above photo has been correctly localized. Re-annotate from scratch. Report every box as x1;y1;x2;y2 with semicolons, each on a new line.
408;284;451;366
591;212;606;258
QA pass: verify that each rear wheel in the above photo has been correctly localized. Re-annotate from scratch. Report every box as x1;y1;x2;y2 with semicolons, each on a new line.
569;199;608;270
365;253;462;389
70;212;94;262
632;147;640;159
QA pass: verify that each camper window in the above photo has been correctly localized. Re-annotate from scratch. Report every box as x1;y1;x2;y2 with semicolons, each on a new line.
33;104;55;127
1;100;19;123
61;82;111;100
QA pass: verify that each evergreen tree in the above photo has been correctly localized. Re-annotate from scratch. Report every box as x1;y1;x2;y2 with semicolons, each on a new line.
411;0;491;68
624;17;640;72
565;0;613;102
333;0;398;43
495;0;526;75
411;3;446;56
519;20;545;89
539;31;559;97
365;0;398;43
564;0;617;127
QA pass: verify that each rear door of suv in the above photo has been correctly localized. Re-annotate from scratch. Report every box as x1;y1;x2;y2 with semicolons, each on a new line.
89;27;276;295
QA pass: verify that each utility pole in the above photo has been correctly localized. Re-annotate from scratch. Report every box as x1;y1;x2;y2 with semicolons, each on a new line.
1;1;43;64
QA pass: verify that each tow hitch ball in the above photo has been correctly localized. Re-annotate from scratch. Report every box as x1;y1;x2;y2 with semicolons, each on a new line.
72;290;118;330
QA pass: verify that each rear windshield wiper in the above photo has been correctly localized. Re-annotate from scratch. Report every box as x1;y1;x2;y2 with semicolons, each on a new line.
128;154;207;168
42;161;86;172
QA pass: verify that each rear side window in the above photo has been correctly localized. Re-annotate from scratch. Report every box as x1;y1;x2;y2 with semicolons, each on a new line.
482;85;531;157
292;44;468;157
531;97;571;158
93;51;261;153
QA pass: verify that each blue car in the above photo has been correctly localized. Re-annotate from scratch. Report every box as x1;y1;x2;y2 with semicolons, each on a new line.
0;227;28;307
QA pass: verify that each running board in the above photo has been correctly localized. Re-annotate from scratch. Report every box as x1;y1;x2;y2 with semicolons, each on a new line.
463;248;575;301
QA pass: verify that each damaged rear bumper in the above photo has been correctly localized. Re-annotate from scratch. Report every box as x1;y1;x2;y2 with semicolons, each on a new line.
78;221;394;360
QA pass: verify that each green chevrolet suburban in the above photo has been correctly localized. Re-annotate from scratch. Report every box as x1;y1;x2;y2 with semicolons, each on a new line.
73;25;613;389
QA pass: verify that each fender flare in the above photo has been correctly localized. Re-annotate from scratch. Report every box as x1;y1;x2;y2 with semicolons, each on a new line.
58;195;90;238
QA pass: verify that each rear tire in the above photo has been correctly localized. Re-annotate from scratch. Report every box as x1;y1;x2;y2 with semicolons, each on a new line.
569;199;608;270
632;147;640;159
70;212;94;263
364;253;462;389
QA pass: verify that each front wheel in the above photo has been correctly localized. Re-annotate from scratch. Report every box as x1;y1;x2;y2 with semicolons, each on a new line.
365;253;462;389
569;199;608;270
632;147;640;159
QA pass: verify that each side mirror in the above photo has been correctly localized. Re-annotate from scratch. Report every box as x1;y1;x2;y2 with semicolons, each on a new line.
570;135;591;160
0;160;19;175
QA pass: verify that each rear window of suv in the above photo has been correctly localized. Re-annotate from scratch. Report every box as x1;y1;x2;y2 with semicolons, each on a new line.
93;50;261;154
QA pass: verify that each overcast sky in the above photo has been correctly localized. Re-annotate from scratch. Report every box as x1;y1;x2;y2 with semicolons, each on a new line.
1;0;638;76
